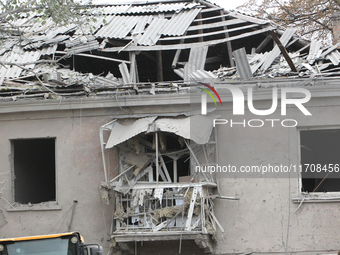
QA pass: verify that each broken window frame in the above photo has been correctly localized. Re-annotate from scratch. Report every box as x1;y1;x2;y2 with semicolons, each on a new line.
9;137;59;209
296;127;340;202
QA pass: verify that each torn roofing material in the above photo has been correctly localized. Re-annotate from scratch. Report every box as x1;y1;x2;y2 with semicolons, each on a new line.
2;0;340;101
105;115;217;149
105;117;157;149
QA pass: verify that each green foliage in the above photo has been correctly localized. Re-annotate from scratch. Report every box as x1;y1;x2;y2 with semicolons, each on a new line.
0;0;93;29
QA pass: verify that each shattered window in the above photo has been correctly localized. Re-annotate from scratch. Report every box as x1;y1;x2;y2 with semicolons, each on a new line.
116;132;191;188
300;129;340;192
12;138;56;204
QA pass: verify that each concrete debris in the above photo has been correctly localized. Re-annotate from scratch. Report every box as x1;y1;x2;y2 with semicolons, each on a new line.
99;182;113;205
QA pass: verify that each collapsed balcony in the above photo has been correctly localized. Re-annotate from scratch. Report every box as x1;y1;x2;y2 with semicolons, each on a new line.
100;115;223;253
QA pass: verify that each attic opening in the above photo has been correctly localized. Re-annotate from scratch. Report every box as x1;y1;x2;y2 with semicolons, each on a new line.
300;129;340;192
12;138;56;204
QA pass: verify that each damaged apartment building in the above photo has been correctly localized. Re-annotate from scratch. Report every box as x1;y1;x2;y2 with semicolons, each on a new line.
2;0;340;254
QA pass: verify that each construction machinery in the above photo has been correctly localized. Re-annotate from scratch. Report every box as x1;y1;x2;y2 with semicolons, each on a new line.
0;232;103;255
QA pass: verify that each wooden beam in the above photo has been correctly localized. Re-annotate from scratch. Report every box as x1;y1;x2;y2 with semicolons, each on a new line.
160;24;259;42
197;13;204;42
156;50;163;81
296;43;310;54
194;13;230;23
187;19;247;32
55;51;130;64
286;38;299;48
270;30;297;72
199;7;223;13
220;10;234;67
102;26;274;52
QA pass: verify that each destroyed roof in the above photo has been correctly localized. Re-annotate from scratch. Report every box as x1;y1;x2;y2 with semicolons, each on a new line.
0;0;339;101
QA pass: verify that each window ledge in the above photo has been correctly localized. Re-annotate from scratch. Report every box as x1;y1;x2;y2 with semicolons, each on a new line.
6;201;62;212
293;193;340;203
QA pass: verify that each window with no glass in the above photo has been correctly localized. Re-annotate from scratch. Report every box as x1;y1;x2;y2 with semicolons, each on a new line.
12;138;56;204
300;129;340;193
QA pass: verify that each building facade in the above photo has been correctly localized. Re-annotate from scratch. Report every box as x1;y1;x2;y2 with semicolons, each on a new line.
1;0;340;254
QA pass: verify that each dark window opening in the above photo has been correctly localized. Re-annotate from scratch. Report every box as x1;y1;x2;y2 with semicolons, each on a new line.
300;129;340;192
143;133;191;182
151;154;190;183
12;138;56;204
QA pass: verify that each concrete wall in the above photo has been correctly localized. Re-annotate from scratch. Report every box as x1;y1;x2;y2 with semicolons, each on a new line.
213;87;340;254
0;107;115;251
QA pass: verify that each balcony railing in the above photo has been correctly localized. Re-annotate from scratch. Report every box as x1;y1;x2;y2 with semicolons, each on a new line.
113;183;217;235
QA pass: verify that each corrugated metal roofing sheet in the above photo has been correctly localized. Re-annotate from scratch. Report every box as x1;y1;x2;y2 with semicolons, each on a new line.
41;44;58;55
74;15;115;35
96;15;141;39
0;40;18;55
105;114;215;148
106;117;157;148
307;41;321;64
137;16;167;46
44;35;70;45
46;24;77;38
21;17;55;34
160;8;201;36
184;46;208;80
94;2;198;15
91;5;131;15
132;15;153;35
188;69;217;80
124;2;197;13
65;36;96;48
65;40;100;54
0;46;41;83
95;7;200;43
327;50;340;65
233;47;252;80
153;115;216;144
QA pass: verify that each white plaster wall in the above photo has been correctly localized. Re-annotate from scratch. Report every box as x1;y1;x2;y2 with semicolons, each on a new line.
213;92;340;254
0;108;115;252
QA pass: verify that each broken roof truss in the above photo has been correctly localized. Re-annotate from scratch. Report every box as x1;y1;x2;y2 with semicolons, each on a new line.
3;0;336;100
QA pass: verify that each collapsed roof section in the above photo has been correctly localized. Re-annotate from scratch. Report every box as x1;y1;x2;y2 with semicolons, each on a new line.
1;0;340;101
0;0;287;100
